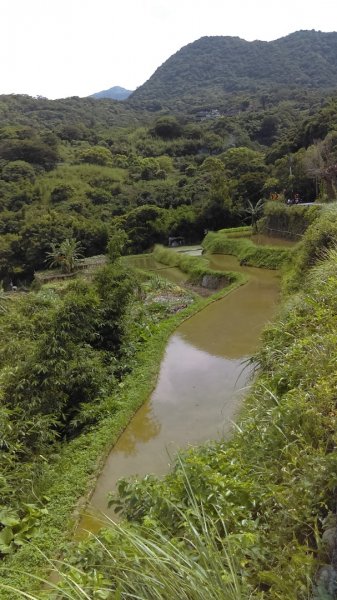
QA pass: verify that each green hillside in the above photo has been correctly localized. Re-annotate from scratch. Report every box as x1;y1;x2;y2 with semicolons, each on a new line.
128;30;337;112
1;78;337;283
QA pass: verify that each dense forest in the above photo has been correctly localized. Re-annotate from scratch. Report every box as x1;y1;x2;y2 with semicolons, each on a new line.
1;29;337;599
1;42;337;286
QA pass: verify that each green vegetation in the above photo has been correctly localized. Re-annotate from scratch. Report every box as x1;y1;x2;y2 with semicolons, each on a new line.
218;225;252;237
2;28;337;599
285;203;337;291
202;229;292;269
2;54;337;285
259;201;321;239
45;238;83;273
0;253;244;596
0;263;136;522
27;204;337;600
152;244;238;288
2;481;247;600
129;30;337;113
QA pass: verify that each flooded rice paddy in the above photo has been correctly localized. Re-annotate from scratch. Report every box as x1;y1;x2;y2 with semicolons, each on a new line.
78;248;281;533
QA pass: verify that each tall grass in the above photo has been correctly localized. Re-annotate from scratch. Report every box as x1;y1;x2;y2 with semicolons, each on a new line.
218;226;252;238
284;204;337;291
0;475;250;599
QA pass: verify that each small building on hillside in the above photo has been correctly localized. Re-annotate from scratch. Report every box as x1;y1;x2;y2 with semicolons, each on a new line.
168;236;185;247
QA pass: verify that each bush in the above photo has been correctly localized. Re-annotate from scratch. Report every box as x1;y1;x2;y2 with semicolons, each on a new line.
285;204;337;291
50;184;74;203
0;139;58;169
259;201;321;240
1;160;35;182
78;146;113;166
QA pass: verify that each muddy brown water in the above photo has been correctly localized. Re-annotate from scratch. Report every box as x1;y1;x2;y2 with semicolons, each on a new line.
250;234;297;247
225;233;297;247
78;251;280;535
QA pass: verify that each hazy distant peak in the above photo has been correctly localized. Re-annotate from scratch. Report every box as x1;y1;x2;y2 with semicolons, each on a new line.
90;86;133;100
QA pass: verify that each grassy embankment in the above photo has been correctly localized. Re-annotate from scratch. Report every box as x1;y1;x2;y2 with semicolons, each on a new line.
202;225;292;269
0;250;246;597
152;229;293;281
29;205;337;600
258;201;321;240
152;244;239;288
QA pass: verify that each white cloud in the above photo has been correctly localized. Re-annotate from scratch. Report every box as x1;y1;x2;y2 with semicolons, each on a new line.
1;0;336;99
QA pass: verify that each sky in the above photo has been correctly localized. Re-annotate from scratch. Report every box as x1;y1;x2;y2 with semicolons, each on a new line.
1;0;337;99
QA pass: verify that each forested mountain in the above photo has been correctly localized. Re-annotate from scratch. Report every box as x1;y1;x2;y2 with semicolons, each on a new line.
90;86;133;100
128;30;337;112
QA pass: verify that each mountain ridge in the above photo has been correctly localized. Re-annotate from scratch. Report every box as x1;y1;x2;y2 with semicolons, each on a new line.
126;30;337;112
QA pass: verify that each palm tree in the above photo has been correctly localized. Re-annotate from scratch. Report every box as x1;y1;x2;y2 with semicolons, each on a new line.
243;198;265;229
46;238;83;274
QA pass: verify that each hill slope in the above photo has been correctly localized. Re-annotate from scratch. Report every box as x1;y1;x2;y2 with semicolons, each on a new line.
128;30;337;112
0;93;144;130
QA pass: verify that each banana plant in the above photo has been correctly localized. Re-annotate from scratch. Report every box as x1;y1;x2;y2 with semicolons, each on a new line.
0;504;48;555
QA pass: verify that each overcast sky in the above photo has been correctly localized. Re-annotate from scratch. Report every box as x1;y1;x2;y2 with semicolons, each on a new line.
1;0;337;99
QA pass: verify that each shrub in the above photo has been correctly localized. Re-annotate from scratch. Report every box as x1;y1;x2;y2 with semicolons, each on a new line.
78;146;113;166
259;201;321;240
285;204;337;291
50;184;74;203
1;160;35;182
